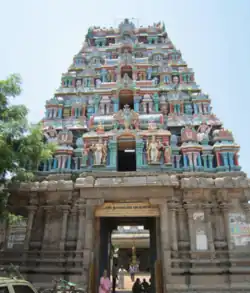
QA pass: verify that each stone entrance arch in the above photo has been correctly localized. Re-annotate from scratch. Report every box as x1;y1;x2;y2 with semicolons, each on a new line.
94;200;161;293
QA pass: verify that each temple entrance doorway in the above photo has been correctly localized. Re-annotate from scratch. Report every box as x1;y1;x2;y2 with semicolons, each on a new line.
117;134;136;172
119;89;134;110
95;202;161;293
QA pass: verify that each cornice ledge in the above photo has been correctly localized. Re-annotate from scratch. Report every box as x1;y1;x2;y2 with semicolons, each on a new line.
8;175;250;192
18;180;74;192
180;176;250;189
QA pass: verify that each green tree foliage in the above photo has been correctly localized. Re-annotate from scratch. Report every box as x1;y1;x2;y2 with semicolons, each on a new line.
0;74;55;223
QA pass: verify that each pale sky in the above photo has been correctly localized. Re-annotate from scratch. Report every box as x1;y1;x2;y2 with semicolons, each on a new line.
0;0;249;175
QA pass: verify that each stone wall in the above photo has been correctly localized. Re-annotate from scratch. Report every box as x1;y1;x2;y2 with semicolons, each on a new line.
1;171;250;292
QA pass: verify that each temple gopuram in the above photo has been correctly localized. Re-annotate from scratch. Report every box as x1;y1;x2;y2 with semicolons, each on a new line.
2;19;250;293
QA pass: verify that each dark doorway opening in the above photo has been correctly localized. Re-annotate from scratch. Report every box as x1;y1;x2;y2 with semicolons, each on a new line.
97;216;159;293
117;150;136;171
117;135;136;172
119;90;134;110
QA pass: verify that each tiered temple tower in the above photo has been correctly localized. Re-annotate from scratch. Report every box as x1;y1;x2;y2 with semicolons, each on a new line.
41;19;240;174
3;19;250;293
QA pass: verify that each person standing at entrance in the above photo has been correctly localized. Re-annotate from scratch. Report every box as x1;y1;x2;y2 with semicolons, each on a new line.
118;265;127;289
99;270;111;293
112;263;118;293
129;264;135;282
141;278;150;293
132;278;141;293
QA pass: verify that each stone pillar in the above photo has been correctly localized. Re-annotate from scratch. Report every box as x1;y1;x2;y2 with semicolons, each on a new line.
59;205;70;250
84;202;94;251
24;206;37;250
76;205;86;250
150;198;170;287
168;201;178;252
203;203;215;252
184;203;196;251
42;206;52;249
159;200;171;288
177;206;186;241
82;199;103;289
220;202;233;250
213;206;224;241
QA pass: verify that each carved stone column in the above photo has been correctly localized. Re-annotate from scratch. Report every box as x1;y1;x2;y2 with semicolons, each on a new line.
160;200;171;286
150;198;170;286
203;203;215;252
212;206;224;241
76;205;86;250
24;206;37;250
177;207;186;241
184;203;196;251
42;206;52;249
168;201;178;252
220;202;233;250
83;198;103;287
59;205;70;250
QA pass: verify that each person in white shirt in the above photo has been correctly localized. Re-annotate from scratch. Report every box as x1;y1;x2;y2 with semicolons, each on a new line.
118;265;127;289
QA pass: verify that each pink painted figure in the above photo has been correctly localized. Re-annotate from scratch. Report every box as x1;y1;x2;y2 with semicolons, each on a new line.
99;270;111;293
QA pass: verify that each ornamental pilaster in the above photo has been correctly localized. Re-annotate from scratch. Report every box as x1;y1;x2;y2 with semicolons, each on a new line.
184;203;196;251
212;206;224;241
150;198;171;285
24;205;37;250
42;206;53;249
168;201;178;252
177;207;186;241
83;199;103;271
59;205;70;250
203;203;215;252
77;205;86;250
220;202;233;250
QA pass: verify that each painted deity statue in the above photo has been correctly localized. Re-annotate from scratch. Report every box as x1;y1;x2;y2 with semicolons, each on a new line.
100;69;108;82
44;126;58;144
76;79;82;89
147;67;152;80
146;136;163;164
95;78;101;88
113;104;139;130
58;127;73;145
152;76;159;86
93;94;101;113
172;75;180;90
81;145;89;167
164;141;172;165
96;121;105;133
109;70;115;82
91;138;107;165
197;122;212;142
